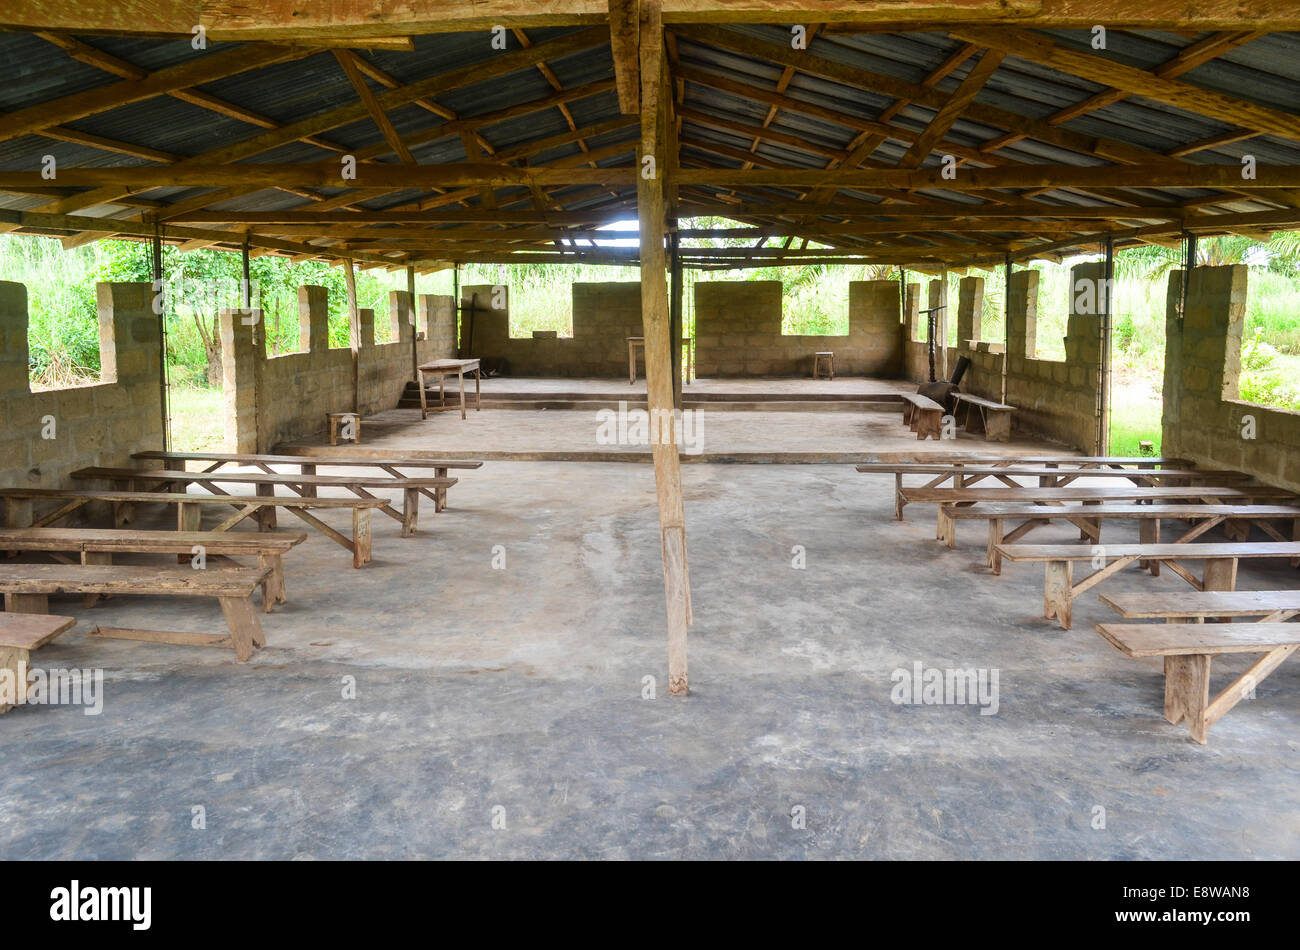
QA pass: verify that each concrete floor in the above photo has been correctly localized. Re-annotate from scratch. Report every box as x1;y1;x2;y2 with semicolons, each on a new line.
2;458;1297;859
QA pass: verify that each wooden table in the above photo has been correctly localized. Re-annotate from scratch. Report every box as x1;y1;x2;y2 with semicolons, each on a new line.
629;336;694;385
418;358;481;420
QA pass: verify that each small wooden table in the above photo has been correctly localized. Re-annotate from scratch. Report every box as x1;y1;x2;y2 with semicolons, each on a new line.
628;336;694;384
418;359;481;420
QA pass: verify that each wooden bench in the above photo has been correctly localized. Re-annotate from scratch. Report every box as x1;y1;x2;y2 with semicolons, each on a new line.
72;466;453;538
937;503;1300;573
952;392;1015;442
1;489;386;569
0;527;306;613
857;463;1253;520
996;541;1300;630
1099;589;1300;623
899;392;944;441
132;451;483;513
0;564;270;662
888;483;1293;527
0;613;76;714
1096;622;1300;744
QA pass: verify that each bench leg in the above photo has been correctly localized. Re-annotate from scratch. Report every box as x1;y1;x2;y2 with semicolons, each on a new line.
402;487;419;538
299;463;318;498
1202;557;1237;592
435;467;448;512
988;518;1003;573
255;483;278;529
258;553;287;612
1164;653;1211;744
1139;519;1160;575
4;592;49;614
985;410;1011;443
0;646;30;715
178;501;201;533
1044;560;1072;630
82;550;112;605
219;595;263;661
353;508;372;568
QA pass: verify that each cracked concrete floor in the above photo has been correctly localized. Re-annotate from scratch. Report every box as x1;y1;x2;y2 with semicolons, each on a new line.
1;460;1297;859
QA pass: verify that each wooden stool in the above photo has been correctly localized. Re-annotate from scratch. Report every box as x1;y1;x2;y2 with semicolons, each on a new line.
813;351;834;380
328;412;361;445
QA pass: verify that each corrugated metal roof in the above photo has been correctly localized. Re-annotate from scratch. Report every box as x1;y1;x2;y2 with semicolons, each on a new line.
0;22;1297;264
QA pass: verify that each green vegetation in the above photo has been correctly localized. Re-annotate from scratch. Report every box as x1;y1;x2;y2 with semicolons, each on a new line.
3;225;1298;455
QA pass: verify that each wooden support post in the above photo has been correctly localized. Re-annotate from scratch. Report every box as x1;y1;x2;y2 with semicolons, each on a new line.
1139;518;1160;575
639;1;690;696
344;256;360;413
1164;653;1211;744
407;265;418;382
670;230;683;410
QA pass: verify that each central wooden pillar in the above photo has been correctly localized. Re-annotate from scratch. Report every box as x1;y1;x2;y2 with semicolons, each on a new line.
638;0;691;695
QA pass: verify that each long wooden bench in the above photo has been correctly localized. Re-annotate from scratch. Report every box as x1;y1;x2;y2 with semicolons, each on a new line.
996;541;1300;629
72;467;454;537
1099;589;1300;623
936;503;1300;573
0;564;270;661
133;450;483;512
1;489;385;569
1095;622;1300;744
0;613;76;714
857;463;1253;519
952;392;1015;442
899;392;944;441
888;483;1293;527
0;527;306;612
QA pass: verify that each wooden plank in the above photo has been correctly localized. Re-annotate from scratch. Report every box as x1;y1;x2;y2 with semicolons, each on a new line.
0;613;76;650
901;486;1294;504
1099;589;1300;619
88;627;234;649
609;0;641;114
1097;623;1300;657
333;49;416;164
953;28;1300;145
999;542;1300;561
942;503;1300;520
88;466;455;490
0;563;268;596
0;488;389;508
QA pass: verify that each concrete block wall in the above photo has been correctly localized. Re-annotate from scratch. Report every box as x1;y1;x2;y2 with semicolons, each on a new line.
903;266;1101;453
0;280;164;504
1163;264;1300;489
693;279;904;377
466;282;644;377
419;293;457;360
222;287;448;451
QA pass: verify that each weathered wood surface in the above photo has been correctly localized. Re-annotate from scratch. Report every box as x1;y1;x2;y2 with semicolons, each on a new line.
1096;621;1299;744
0;613;76;650
0;563;268;596
1098;622;1300;657
75;466;454;489
133;450;484;470
0;527;305;553
0;564;270;661
998;542;1300;561
1099;590;1300;620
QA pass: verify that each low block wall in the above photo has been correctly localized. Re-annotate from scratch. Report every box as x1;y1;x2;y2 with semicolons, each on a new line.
903;267;1101;453
221;286;456;451
693;280;904;377
0;280;164;509
466;282;643;377
1163;264;1300;490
